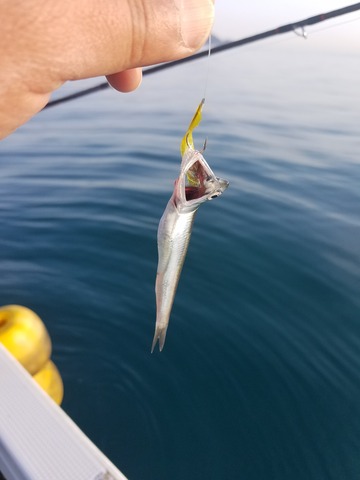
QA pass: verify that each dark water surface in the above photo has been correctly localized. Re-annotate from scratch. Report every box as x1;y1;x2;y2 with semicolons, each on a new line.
1;47;360;479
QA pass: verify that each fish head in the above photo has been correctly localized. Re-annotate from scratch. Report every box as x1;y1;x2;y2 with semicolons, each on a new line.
176;98;229;211
176;148;229;210
203;175;230;201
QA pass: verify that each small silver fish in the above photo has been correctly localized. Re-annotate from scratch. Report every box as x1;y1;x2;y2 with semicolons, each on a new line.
151;99;229;352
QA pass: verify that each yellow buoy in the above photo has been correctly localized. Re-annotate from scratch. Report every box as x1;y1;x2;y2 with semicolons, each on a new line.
0;305;64;405
33;360;64;405
0;305;52;375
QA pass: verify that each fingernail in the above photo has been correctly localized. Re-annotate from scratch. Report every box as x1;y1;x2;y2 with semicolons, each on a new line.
179;0;214;50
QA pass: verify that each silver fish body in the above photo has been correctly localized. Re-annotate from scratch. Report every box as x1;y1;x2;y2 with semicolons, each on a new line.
152;147;229;352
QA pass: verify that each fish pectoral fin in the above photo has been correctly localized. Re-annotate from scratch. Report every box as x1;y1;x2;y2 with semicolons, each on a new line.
151;324;168;353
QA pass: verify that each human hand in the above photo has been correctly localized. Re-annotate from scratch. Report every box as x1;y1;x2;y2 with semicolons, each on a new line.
0;0;214;139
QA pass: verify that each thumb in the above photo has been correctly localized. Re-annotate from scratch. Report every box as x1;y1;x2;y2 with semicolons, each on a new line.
65;0;215;80
55;0;215;81
107;0;215;71
0;0;214;139
106;0;215;92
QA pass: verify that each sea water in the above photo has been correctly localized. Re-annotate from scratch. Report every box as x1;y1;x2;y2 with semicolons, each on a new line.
1;45;360;480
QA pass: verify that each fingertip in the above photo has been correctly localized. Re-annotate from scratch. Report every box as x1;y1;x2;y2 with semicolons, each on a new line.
179;0;215;51
106;68;142;93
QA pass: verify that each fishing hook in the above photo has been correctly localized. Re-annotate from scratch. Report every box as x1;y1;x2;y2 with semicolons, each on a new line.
185;134;207;153
200;138;208;153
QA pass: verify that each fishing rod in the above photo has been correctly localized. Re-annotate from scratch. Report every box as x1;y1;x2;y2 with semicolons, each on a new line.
44;2;360;109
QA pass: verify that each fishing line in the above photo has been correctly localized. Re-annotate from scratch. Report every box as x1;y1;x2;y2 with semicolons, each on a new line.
202;33;212;102
43;2;360;110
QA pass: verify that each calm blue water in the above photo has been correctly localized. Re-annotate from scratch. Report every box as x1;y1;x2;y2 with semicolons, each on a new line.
1;45;360;479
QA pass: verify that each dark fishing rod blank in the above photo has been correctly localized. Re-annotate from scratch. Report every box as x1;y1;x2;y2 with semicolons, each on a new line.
44;2;360;109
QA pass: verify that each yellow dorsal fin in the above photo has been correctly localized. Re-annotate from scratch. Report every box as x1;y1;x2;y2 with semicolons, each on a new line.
180;98;205;156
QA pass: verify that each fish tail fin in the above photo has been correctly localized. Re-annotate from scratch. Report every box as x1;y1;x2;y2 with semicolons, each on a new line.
151;324;168;353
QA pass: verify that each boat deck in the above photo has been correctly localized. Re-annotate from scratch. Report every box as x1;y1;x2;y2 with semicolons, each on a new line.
0;344;127;480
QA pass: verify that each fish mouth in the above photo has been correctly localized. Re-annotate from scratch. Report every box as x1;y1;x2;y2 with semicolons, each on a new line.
183;158;229;202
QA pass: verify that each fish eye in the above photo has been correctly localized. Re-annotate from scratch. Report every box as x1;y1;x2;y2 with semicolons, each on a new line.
209;193;219;200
